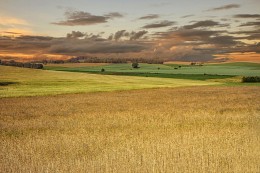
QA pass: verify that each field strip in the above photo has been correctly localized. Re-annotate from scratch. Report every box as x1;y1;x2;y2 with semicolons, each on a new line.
0;66;220;98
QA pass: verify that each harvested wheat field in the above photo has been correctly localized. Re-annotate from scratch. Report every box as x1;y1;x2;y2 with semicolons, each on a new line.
0;86;259;172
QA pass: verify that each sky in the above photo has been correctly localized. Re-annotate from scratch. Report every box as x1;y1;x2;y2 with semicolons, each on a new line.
0;0;260;62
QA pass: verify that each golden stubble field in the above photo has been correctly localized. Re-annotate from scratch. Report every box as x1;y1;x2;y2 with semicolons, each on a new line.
0;86;259;172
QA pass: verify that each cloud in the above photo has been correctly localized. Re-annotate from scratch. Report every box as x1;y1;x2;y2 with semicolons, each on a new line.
114;30;127;40
229;29;260;40
234;14;260;18
49;41;148;54
183;20;221;29
0;32;150;56
17;35;53;41
67;31;86;39
142;20;175;29
129;30;148;40
229;29;260;35
239;21;260;27
138;14;160;20
206;4;240;11
105;12;124;19
108;30;148;41
181;15;194;18
52;10;123;26
0;35;52;54
1;31;22;35
0;27;258;62
150;28;249;61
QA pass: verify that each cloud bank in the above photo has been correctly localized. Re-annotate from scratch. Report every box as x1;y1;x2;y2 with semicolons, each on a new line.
52;10;124;26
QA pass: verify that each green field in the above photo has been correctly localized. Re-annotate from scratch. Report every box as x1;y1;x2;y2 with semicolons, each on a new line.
0;66;217;98
45;62;260;76
44;62;260;84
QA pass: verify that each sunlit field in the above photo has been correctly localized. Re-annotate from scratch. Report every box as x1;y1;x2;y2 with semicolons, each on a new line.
0;66;217;98
0;86;259;172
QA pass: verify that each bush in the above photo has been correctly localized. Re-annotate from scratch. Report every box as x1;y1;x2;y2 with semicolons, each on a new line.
101;68;105;72
132;62;139;68
242;76;260;83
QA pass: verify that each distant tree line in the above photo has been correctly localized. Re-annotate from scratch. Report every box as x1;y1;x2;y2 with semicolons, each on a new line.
242;76;260;83
67;56;164;64
0;60;43;69
28;56;164;64
190;62;204;66
67;56;128;63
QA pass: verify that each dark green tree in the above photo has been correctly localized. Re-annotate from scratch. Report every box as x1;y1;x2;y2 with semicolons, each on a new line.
132;62;139;68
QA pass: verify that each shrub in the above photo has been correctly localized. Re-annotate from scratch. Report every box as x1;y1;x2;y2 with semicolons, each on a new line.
101;68;105;72
132;62;139;68
242;76;260;83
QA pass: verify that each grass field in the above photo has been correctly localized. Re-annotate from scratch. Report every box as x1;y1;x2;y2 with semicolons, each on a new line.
45;62;260;76
0;86;259;172
0;66;217;98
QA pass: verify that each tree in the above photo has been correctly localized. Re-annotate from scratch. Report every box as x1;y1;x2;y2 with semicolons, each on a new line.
132;62;139;68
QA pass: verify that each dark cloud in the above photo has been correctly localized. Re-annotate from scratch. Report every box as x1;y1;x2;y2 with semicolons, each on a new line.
239;21;260;27
138;14;160;20
230;29;260;40
183;20;221;29
0;32;150;56
0;35;52;54
66;31;105;41
206;4;240;11
151;28;249;61
129;30;148;40
209;35;238;45
85;33;106;41
67;31;86;38
114;30;127;40
49;42;147;54
49;37;149;54
108;30;148;41
142;20;175;29
52;10;123;26
234;14;260;18
229;29;260;35
16;35;53;41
